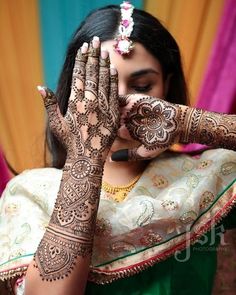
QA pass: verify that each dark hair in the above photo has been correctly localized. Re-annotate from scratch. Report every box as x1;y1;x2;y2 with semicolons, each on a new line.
46;5;189;168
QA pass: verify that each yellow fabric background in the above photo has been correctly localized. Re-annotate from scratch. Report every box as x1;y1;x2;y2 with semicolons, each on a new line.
145;0;224;104
0;0;45;172
0;0;224;172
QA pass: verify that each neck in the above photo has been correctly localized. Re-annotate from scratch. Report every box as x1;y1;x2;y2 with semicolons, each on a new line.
103;153;148;186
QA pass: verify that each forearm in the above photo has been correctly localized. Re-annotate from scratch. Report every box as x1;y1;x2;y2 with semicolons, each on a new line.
180;106;236;150
25;157;103;295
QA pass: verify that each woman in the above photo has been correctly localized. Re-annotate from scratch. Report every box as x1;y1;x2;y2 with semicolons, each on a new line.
0;3;235;295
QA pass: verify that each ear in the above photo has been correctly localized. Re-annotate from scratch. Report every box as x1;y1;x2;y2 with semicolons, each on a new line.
164;74;173;97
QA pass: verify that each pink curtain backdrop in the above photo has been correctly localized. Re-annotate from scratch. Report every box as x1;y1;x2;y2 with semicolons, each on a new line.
0;149;10;196
183;0;236;152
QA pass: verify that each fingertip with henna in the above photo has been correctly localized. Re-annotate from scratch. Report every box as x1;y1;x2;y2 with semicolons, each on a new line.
37;86;57;108
37;85;47;98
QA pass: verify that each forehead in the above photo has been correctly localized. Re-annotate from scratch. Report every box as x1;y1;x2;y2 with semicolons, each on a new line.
101;40;162;76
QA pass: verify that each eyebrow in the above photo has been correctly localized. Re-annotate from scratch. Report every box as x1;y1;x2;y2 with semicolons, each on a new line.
130;68;160;78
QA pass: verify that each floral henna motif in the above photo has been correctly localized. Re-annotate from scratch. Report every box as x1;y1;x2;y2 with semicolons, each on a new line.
35;39;119;281
180;108;236;150
125;97;181;150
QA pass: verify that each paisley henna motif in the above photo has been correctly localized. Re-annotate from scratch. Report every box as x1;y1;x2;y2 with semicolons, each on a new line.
35;39;119;281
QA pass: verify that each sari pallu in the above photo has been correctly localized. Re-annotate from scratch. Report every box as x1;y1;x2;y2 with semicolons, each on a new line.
0;149;235;291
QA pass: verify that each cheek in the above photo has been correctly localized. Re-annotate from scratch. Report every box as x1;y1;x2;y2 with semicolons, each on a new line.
149;83;165;98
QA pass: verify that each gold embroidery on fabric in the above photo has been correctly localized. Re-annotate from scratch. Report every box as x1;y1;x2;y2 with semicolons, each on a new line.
179;211;198;224
221;162;236;175
186;174;200;188
151;175;169;188
140;230;162;247
200;191;215;209
197;160;213;169
110;241;136;253
182;160;194;172
161;200;178;211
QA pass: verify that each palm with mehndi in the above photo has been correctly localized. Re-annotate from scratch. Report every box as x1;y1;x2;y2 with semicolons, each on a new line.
35;37;120;281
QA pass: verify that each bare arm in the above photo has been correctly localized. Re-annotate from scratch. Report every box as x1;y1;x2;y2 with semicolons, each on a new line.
24;37;119;295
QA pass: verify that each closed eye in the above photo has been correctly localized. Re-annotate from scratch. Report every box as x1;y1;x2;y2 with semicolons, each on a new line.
132;84;152;93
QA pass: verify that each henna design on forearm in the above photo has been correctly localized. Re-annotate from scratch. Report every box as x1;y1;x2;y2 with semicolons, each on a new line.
35;39;119;281
35;157;103;281
125;96;181;150
180;107;236;150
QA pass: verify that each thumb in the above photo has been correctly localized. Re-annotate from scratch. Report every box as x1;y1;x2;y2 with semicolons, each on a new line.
37;85;65;139
111;145;163;162
37;85;58;112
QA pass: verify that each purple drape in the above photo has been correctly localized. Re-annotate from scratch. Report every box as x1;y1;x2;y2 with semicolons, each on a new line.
183;0;236;152
0;150;10;196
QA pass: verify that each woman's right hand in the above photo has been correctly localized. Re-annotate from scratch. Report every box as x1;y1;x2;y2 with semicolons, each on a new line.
27;37;119;288
38;36;120;163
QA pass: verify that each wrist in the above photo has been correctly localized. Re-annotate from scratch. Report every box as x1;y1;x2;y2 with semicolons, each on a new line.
179;106;205;144
64;156;104;179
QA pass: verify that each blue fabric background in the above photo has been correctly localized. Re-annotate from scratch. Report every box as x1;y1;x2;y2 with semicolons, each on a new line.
39;0;143;90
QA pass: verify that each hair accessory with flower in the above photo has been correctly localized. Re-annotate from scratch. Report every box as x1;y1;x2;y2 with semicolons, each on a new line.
114;1;134;55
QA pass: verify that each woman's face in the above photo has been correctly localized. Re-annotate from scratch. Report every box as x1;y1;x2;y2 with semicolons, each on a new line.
101;40;166;152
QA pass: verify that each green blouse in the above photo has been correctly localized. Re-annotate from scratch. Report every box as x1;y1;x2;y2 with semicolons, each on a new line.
86;207;236;295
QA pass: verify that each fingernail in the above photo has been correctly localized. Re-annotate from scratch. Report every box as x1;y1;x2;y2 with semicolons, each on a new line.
101;50;108;59
110;64;117;75
37;85;46;98
111;149;129;161
92;36;100;48
81;42;88;54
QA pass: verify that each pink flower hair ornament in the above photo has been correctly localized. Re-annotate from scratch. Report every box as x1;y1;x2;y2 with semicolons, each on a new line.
114;1;134;56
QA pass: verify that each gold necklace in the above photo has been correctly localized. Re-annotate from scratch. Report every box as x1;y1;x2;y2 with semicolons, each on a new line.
102;174;141;203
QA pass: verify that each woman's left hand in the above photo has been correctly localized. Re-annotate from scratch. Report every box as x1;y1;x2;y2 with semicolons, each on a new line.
112;94;236;161
111;94;184;161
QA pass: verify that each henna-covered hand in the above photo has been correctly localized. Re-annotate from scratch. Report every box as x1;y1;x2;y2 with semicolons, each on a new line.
112;94;236;161
111;94;182;161
34;37;119;281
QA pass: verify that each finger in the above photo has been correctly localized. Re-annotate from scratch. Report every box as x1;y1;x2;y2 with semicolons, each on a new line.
37;86;66;139
37;85;58;113
98;49;110;111
118;95;129;107
84;36;100;99
70;43;88;103
109;65;119;114
111;145;165;162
